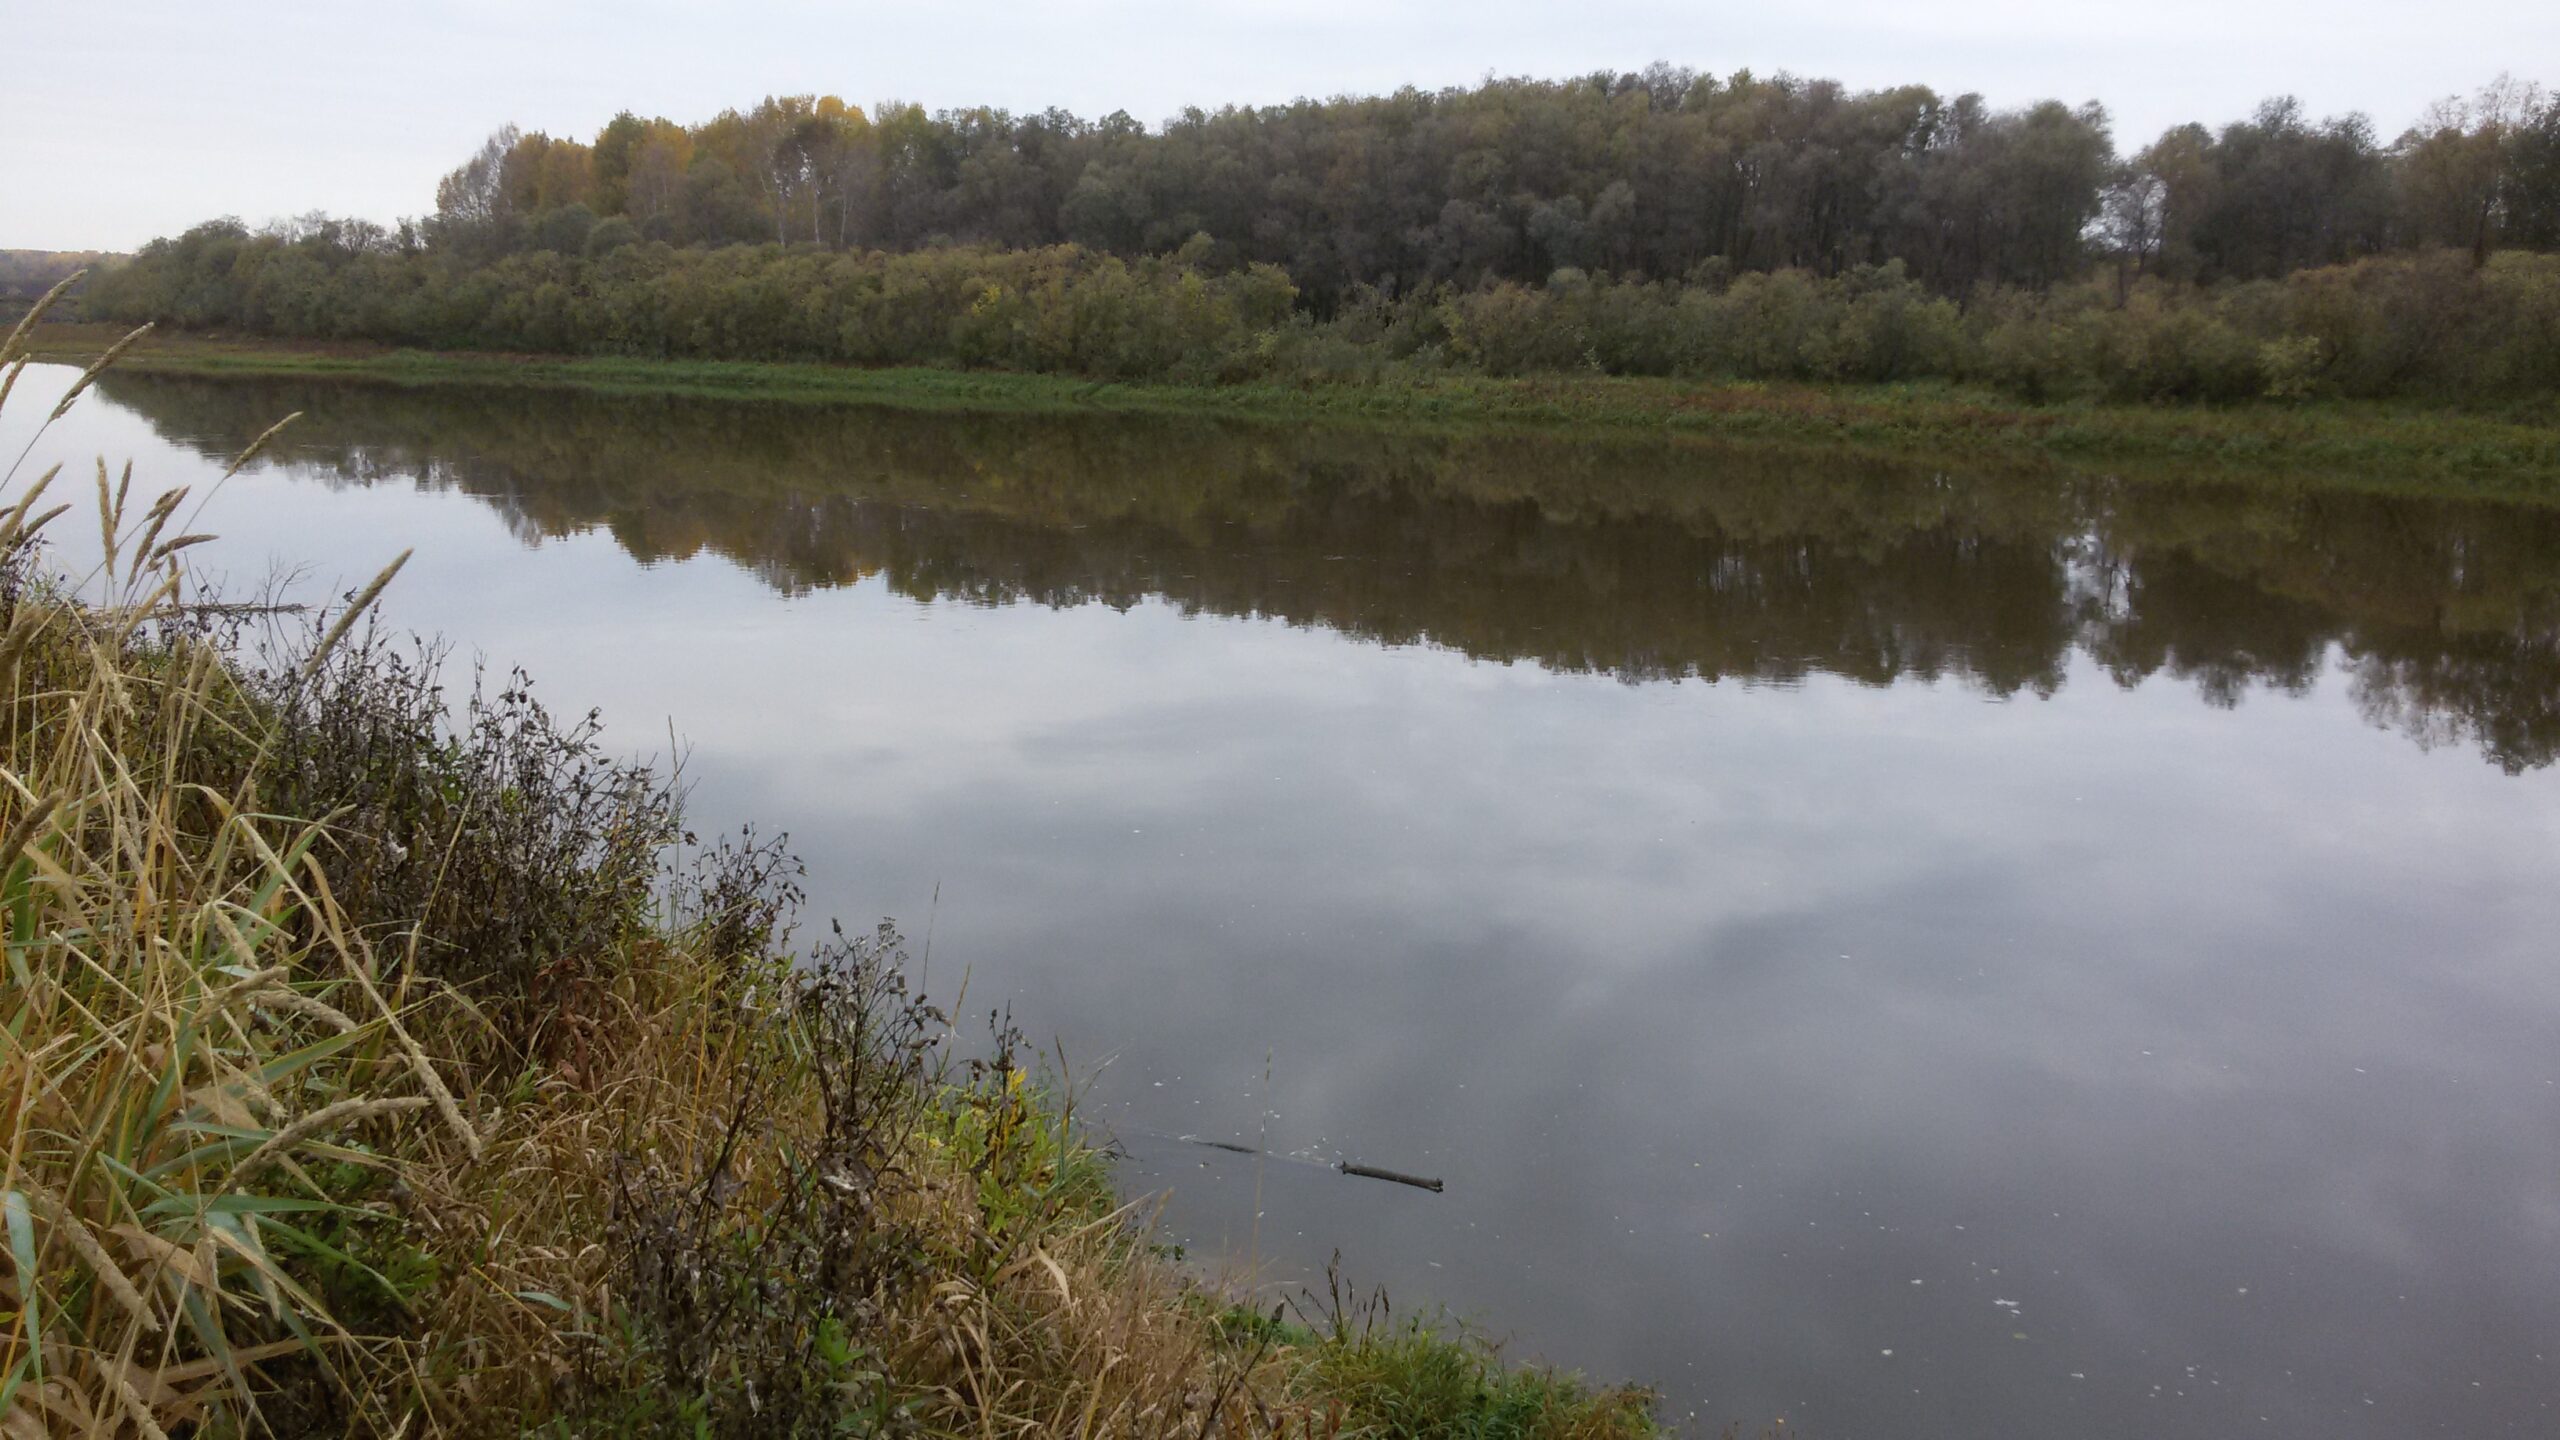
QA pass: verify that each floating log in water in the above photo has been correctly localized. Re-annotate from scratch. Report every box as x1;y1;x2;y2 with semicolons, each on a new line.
1337;1161;1444;1193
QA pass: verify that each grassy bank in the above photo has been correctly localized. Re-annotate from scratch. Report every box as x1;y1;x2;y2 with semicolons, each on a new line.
1;332;1662;1436
32;323;2560;494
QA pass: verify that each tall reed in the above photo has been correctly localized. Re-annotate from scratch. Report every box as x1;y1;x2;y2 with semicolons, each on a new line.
3;280;467;1436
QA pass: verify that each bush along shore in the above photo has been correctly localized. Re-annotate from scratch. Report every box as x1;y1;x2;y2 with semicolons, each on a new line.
85;225;2560;410
25;324;2560;498
0;319;1666;1436
47;256;2560;491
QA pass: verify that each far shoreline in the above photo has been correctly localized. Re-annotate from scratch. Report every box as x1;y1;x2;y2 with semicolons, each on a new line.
29;322;2560;499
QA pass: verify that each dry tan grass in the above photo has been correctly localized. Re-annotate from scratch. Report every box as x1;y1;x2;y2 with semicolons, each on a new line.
367;940;1322;1439
0;495;1298;1435
0;457;460;1435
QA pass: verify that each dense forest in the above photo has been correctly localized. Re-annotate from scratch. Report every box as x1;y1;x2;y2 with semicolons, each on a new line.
86;66;2560;402
278;68;2560;289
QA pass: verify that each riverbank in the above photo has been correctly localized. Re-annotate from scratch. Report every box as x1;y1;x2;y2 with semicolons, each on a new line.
33;323;2560;497
2;333;1662;1438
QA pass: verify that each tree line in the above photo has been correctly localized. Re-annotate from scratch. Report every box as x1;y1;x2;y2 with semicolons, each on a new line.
395;68;2560;295
83;66;2560;402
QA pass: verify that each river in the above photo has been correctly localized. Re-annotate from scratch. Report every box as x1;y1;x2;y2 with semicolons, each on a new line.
11;364;2559;1437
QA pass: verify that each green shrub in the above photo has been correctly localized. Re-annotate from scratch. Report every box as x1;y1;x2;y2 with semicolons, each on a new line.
83;223;2560;403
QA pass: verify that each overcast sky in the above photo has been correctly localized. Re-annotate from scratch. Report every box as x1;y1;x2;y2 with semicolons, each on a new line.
6;0;2555;252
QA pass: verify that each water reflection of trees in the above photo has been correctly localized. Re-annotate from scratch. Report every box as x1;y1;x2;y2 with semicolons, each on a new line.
99;372;2560;772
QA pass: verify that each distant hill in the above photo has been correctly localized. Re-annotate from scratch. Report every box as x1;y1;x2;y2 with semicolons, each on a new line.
0;249;126;321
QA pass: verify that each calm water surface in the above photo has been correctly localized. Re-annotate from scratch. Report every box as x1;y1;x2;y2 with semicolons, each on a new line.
13;366;2560;1437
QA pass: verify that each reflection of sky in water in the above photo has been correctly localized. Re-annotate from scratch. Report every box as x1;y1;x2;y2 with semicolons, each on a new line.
13;366;2560;1438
